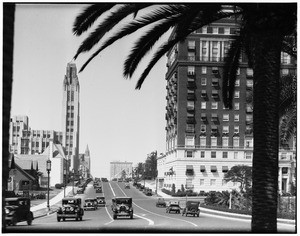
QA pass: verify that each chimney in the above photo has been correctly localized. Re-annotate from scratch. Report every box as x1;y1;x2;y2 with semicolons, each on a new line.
49;138;53;159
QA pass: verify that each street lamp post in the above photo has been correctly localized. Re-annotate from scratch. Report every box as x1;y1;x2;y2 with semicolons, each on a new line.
72;169;75;195
63;169;66;197
46;159;52;211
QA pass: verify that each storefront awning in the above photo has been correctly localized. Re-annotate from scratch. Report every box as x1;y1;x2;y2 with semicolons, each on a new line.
211;165;217;172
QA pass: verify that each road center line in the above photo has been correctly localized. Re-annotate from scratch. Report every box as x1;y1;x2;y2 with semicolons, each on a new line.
114;182;197;227
108;182;116;197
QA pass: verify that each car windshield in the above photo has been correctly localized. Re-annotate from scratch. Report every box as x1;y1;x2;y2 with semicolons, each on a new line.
187;202;199;207
63;199;78;205
85;199;94;203
5;200;18;206
116;199;131;204
97;197;105;200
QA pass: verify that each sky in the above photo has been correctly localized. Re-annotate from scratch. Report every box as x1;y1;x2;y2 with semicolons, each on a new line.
11;3;169;178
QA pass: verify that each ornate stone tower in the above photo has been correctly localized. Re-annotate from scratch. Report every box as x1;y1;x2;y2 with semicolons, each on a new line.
62;62;80;175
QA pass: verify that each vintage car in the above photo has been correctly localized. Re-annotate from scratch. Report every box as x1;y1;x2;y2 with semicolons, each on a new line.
111;197;133;219
96;196;106;206
83;198;98;210
182;201;200;217
139;185;145;191
77;187;84;194
5;197;34;226
166;202;181;214
125;183;130;189
95;186;102;193
57;197;84;221
144;188;152;196
156;198;166;207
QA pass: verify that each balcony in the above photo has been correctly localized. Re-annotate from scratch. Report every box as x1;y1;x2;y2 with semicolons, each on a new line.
201;90;207;98
212;78;219;86
201;114;207;121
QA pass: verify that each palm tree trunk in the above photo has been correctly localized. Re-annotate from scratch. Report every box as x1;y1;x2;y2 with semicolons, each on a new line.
251;30;283;232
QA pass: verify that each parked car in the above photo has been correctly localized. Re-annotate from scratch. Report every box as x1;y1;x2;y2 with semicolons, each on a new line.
95;186;102;193
77;187;84;194
125;183;130;189
145;188;152;196
156;198;166;207
139;185;145;191
5;197;34;226
182;201;200;217
166;202;181;214
96;196;106;206
83;198;98;211
57;197;84;221
135;183;141;189
111;197;133;219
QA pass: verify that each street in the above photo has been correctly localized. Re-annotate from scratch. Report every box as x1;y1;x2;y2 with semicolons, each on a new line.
5;181;295;233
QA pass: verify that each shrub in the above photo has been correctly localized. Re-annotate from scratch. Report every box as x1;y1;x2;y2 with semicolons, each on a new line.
55;183;64;189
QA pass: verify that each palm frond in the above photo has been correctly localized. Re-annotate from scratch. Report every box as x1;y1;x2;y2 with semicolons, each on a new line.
73;4;116;36
74;4;152;60
280;110;296;145
222;31;244;109
80;5;188;75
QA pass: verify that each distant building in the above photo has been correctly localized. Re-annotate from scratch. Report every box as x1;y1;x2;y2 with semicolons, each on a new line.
79;145;91;179
62;62;80;174
110;161;133;180
9;115;63;155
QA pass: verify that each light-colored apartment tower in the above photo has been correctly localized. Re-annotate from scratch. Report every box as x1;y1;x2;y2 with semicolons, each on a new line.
62;62;80;174
110;161;133;180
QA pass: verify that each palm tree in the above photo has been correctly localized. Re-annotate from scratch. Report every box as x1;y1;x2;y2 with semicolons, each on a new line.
73;4;297;232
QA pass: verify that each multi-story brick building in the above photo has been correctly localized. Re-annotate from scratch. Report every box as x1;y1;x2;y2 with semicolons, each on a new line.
161;17;296;193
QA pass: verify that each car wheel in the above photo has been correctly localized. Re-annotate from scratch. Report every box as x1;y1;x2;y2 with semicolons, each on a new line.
113;214;117;220
11;215;17;226
57;217;61;222
197;213;200;217
80;217;83;221
63;218;66;221
27;212;33;225
130;213;133;219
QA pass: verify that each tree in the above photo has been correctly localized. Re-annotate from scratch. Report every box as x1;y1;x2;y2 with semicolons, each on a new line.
145;151;157;179
121;170;127;180
72;4;297;232
224;165;252;193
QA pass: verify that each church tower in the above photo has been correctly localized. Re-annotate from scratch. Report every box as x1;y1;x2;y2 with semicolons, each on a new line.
62;62;80;174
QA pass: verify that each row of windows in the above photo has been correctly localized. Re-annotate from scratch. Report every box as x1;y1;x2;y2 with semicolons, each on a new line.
185;150;253;159
188;124;242;133
185;136;253;148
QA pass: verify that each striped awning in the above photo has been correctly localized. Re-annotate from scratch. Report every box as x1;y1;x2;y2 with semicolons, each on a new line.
200;165;206;172
222;166;229;172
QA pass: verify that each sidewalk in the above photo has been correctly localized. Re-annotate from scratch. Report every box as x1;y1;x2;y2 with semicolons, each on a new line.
31;186;75;218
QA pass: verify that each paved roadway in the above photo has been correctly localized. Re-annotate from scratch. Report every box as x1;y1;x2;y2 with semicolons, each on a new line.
5;181;296;233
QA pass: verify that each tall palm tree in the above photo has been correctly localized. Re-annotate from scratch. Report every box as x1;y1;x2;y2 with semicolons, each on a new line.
73;4;296;232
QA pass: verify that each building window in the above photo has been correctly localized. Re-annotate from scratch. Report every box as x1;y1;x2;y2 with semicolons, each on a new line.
200;179;205;186
188;52;195;61
211;151;217;158
234;126;239;134
201;41;209;61
281;69;289;76
187;101;195;110
234;103;239;110
223;114;229;121
201;102;207;109
210;179;216;186
246;68;253;77
234;91;240;98
223;126;229;134
188;66;195;75
202;66;207;74
212;27;218;34
246;80;253;87
185;136;195;146
224;27;230;35
245;138;253;148
281;52;291;64
200;137;206;147
233;137;240;147
223;151;228;158
211;41;220;62
200;125;206;133
201;78;207;85
234;152;238;159
185;150;194;158
282;167;288;174
235;79;240;87
222;137;229;147
188;40;195;50
211;102;218;109
201;151;205;158
245;152;252;159
246;114;253;123
234;114;239;122
236;68;240;75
